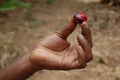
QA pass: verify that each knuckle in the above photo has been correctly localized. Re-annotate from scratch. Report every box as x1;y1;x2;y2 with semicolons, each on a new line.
80;63;87;69
78;60;87;68
73;61;87;69
86;50;93;62
87;55;93;62
55;32;65;39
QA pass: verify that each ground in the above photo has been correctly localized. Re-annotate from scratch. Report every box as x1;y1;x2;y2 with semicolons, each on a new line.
0;0;120;80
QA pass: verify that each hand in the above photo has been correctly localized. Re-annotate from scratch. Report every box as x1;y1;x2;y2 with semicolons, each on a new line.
30;19;93;70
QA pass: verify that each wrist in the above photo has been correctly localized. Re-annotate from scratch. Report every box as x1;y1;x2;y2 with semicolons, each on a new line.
29;53;43;70
30;49;47;70
28;55;39;70
0;53;40;80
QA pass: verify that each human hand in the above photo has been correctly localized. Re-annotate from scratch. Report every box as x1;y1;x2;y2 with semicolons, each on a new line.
30;19;93;70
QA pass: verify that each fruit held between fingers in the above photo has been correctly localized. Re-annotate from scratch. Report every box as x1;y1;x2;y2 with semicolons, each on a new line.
73;13;88;24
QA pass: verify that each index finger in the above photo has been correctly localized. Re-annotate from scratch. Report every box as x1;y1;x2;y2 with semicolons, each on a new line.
81;22;92;47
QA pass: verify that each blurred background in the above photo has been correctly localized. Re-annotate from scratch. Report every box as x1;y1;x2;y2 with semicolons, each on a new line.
0;0;120;80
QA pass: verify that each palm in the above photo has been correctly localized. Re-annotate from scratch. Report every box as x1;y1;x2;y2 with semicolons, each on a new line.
31;21;93;70
34;34;79;70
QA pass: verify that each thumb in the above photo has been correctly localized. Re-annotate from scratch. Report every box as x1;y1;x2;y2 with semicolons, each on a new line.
56;19;77;40
56;13;88;40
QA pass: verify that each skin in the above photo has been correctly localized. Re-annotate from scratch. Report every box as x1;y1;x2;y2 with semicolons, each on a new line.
0;18;93;80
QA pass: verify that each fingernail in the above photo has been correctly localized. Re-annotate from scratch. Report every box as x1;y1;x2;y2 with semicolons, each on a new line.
79;34;84;40
82;22;89;28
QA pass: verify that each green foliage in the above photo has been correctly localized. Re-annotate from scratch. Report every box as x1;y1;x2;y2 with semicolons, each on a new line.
24;10;33;16
0;0;30;12
42;0;54;5
97;57;105;64
47;0;54;5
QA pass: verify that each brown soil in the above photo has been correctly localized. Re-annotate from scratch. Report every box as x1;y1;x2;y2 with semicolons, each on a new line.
0;0;120;80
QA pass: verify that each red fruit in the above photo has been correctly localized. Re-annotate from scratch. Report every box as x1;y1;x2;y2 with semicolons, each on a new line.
73;12;88;24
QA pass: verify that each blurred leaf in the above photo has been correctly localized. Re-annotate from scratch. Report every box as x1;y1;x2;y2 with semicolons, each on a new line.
25;10;33;16
47;0;54;5
16;2;31;7
97;57;105;64
8;0;17;1
0;7;16;12
0;0;30;12
0;2;16;11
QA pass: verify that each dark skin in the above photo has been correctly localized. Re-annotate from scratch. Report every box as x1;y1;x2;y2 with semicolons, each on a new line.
0;18;93;80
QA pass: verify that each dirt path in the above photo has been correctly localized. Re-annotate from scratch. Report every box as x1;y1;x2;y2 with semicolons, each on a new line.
0;0;120;80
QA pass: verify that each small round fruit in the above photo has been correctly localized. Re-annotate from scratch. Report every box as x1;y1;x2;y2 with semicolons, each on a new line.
73;13;88;24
